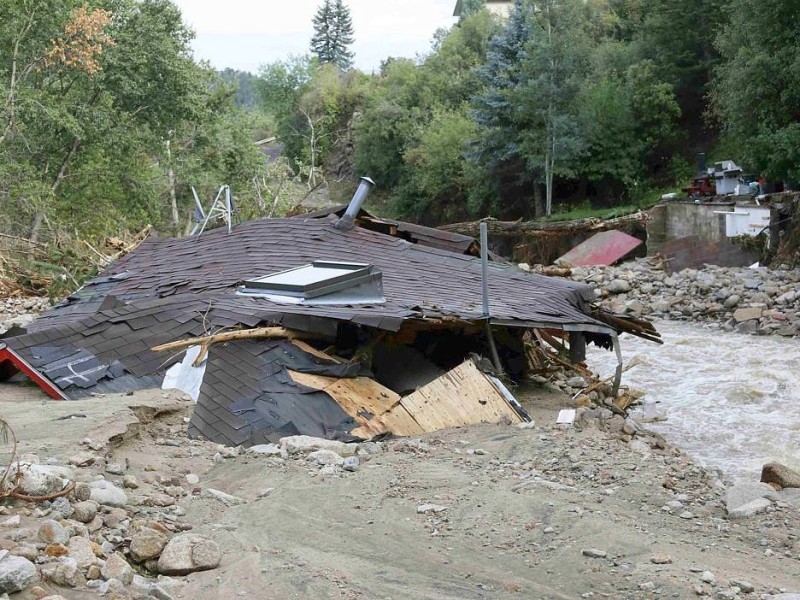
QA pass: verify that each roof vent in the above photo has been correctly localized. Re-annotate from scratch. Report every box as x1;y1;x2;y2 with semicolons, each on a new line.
238;261;384;305
334;177;375;232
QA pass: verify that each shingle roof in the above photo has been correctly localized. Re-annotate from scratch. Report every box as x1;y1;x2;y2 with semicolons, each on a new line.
31;216;608;335
1;216;625;403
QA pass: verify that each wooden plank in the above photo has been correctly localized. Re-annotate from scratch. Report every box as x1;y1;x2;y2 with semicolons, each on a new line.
290;340;342;364
398;360;521;432
287;370;402;436
287;370;339;391
364;404;425;437
288;359;520;439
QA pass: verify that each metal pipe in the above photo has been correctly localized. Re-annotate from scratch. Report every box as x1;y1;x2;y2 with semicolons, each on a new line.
480;221;503;374
611;333;623;397
335;177;375;231
480;222;489;316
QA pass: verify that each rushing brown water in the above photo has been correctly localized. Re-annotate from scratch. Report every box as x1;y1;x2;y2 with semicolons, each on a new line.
587;320;800;482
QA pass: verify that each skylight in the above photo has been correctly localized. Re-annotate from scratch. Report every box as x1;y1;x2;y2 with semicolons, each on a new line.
238;261;384;305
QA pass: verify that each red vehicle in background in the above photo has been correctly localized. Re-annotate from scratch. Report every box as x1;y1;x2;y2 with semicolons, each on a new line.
682;174;716;197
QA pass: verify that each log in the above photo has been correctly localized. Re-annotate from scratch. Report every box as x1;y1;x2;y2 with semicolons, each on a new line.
151;327;312;366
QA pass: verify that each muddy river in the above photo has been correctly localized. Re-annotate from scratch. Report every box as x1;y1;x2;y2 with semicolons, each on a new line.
587;320;800;482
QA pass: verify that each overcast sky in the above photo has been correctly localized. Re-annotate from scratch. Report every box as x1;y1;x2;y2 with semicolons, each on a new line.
171;0;457;74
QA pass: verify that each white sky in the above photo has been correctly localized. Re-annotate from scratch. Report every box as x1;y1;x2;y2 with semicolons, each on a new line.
171;0;458;74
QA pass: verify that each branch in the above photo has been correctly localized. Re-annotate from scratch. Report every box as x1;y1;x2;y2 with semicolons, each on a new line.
151;326;315;366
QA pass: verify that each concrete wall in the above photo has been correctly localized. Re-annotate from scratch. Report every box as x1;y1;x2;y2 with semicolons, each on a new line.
647;202;732;253
647;201;760;271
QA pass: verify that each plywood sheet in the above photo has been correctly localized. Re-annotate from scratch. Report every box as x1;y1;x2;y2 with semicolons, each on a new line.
288;370;401;437
289;359;521;439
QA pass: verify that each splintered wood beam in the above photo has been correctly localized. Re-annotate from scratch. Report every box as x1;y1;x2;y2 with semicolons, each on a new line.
151;327;313;366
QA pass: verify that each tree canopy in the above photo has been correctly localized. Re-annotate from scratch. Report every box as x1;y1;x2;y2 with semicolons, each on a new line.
310;0;355;70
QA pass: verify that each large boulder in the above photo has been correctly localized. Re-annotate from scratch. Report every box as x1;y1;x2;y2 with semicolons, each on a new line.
761;462;800;489
157;534;221;575
88;480;128;507
0;553;37;593
724;482;779;519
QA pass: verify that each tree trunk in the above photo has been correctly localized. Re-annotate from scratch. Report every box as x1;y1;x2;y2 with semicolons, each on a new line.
165;138;180;237
533;181;545;217
31;137;81;243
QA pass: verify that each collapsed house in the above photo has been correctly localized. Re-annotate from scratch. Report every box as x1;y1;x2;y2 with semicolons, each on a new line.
0;193;659;447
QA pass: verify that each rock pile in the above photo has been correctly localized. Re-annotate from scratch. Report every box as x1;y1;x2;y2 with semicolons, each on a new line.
0;428;381;598
565;259;800;337
0;440;221;598
0;295;49;334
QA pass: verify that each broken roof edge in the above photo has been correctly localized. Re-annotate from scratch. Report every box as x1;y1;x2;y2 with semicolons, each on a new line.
0;342;67;400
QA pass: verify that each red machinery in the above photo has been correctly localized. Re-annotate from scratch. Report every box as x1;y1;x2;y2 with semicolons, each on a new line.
682;175;715;197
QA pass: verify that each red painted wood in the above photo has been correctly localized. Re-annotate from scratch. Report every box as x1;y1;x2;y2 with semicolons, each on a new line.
0;346;66;400
557;230;643;267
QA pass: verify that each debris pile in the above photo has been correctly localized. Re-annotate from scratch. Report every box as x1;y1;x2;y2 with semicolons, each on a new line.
565;258;800;337
0;296;50;336
0;401;227;598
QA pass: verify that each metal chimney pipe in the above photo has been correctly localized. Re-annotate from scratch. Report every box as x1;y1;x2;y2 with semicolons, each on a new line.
480;221;504;374
480;221;490;317
697;152;707;177
334;177;375;231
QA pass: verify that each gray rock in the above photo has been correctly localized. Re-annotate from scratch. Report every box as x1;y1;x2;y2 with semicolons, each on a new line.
761;462;800;489
417;504;448;514
247;444;287;458
0;555;37;593
724;482;778;514
342;456;360;472
130;528;169;563
279;435;358;457
157;534;221;575
0;516;19;528
566;376;586;388
37;519;69;545
582;548;607;558
41;557;85;588
122;475;139;489
201;488;246;507
71;500;99;523
105;463;125;475
49;497;73;520
88;480;128;507
7;463;73;497
67;536;98;569
101;552;134;585
308;449;344;466
729;579;755;593
98;578;125;595
728;497;772;519
607;279;631;294
700;571;715;584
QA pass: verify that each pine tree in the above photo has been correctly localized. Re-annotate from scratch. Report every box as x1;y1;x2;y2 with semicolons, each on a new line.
310;0;355;70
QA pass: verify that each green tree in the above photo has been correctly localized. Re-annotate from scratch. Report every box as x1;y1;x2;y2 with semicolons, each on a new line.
0;0;264;243
310;0;355;70
516;0;590;216
713;0;800;181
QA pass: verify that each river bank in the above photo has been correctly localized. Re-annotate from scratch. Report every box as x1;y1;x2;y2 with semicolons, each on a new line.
565;259;800;338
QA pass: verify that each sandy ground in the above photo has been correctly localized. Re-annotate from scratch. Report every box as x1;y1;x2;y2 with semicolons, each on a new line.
0;383;798;599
